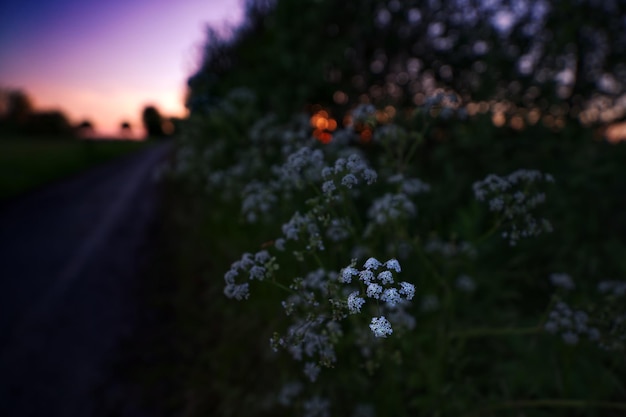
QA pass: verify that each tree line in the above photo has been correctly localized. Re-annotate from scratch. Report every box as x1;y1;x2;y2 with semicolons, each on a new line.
186;0;626;126
0;88;181;139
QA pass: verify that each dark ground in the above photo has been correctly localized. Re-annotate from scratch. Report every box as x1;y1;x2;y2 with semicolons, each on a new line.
0;142;171;417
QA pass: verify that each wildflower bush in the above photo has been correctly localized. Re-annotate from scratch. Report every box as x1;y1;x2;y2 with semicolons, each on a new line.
160;89;626;417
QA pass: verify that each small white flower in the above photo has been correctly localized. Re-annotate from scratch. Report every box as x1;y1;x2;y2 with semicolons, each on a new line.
321;166;334;179
381;288;402;307
399;281;415;300
347;291;366;313
347;154;366;173
401;178;431;195
249;265;266;280
254;250;271;264
303;362;321;382
489;197;504;211
377;270;394;285
340;267;359;283
385;258;401;272
322;180;336;194
239;253;255;269
224;269;238;284
364;257;382;270
544;321;558;333
341;173;359;188
334;158;346;173
369;316;393;337
224;282;249;300
362;168;378;184
366;283;383;299
275;238;286;251
359;270;375;285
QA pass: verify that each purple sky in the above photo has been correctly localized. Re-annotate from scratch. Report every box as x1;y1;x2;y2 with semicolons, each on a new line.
0;0;243;136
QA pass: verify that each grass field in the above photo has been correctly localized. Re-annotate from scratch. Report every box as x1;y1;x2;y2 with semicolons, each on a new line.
0;136;153;201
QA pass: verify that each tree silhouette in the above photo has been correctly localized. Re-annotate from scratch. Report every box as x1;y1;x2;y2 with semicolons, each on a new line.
6;89;34;124
25;111;73;136
77;119;95;137
141;105;165;138
120;121;132;137
0;89;35;134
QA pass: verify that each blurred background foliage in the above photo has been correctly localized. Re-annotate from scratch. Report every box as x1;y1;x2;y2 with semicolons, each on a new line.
187;0;626;124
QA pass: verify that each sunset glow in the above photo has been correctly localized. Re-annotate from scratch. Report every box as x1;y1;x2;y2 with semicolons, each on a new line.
0;0;244;137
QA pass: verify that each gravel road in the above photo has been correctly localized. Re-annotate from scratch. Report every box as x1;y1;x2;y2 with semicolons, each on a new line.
0;142;171;417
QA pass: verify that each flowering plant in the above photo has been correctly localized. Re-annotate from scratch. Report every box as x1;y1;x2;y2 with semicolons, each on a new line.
165;89;626;417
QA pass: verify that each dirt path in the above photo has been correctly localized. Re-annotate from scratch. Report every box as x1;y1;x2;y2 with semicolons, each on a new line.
0;142;171;417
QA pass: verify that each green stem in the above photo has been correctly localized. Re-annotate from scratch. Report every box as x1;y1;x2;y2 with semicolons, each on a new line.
401;132;422;170
413;238;453;404
308;180;359;241
311;252;325;270
340;187;364;231
269;278;294;294
475;219;501;245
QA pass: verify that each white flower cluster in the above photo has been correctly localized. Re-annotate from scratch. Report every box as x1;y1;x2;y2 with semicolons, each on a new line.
473;169;554;246
278;146;326;187
241;180;279;223
281;211;325;252
597;280;626;297
549;273;575;291
387;174;431;195
223;250;278;300
594;280;626;351
271;269;349;382
544;301;601;345
369;316;393;338
339;257;415;338
321;153;378;197
366;193;416;232
325;217;352;242
272;315;341;371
